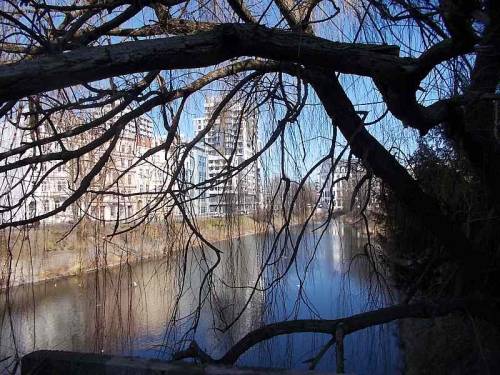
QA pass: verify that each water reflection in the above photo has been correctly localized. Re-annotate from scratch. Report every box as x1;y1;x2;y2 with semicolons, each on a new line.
0;221;400;374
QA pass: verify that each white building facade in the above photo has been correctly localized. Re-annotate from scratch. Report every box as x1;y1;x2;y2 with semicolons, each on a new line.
1;97;263;225
181;143;208;216
1;104;170;225
194;97;262;215
317;159;379;214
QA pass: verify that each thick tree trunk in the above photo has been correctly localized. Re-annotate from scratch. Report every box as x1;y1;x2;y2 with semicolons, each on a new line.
173;297;496;365
305;69;473;260
453;2;500;215
0;24;406;103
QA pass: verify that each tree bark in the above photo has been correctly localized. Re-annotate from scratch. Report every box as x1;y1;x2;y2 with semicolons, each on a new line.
305;68;473;259
0;24;406;102
451;1;500;214
172;297;495;365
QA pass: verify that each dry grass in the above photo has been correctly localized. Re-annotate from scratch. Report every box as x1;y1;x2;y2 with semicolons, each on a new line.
0;214;286;288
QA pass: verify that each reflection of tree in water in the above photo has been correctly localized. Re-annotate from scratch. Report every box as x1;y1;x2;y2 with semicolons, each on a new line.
1;215;399;374
0;158;390;371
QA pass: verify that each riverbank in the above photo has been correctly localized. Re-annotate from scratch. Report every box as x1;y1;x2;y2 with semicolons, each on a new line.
1;219;399;375
0;214;304;289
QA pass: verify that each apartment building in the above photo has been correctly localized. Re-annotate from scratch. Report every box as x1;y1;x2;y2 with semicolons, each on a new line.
180;143;208;216
1;97;263;225
193;97;262;215
317;159;379;214
0;104;171;225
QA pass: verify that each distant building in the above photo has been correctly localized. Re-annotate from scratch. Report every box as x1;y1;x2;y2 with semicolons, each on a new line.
181;143;208;216
1;104;169;225
0;119;31;224
193;97;262;215
1;97;264;225
317;159;379;214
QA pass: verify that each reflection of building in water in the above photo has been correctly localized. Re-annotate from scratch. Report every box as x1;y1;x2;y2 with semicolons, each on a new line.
0;259;181;359
328;222;361;273
327;220;375;285
0;237;265;362
317;159;380;214
331;225;343;272
194;97;262;216
207;236;265;349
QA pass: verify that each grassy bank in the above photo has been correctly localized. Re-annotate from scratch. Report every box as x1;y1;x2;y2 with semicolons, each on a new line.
0;214;303;289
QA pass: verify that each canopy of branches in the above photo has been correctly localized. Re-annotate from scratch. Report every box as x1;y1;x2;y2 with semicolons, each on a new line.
1;0;499;369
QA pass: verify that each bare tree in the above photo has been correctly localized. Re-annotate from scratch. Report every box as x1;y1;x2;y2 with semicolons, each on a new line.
0;0;499;371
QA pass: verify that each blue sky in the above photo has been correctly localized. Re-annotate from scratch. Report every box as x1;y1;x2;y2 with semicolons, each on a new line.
100;2;447;180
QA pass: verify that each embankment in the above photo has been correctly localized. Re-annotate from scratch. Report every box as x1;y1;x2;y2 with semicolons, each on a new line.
0;215;288;289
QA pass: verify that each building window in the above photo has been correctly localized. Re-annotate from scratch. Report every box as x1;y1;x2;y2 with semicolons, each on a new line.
28;201;36;217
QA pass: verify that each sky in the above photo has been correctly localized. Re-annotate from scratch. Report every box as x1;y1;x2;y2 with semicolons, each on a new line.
20;1;437;182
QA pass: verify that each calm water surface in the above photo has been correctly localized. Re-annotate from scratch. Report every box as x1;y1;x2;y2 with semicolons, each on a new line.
1;222;401;374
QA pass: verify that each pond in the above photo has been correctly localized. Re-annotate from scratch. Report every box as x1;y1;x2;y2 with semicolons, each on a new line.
0;221;401;374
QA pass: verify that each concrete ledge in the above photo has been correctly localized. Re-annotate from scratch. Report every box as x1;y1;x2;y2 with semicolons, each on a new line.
22;350;342;374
